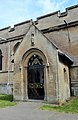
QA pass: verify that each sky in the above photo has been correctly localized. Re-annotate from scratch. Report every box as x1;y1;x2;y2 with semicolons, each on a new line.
0;0;78;28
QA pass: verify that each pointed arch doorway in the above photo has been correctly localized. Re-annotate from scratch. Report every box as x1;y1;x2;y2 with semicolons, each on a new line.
28;54;44;100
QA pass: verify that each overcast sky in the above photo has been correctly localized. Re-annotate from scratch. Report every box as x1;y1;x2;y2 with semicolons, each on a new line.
0;0;78;28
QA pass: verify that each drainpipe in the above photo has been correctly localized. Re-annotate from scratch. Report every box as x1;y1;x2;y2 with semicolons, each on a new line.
64;20;71;53
0;37;10;94
0;37;11;94
7;41;11;94
64;20;72;97
56;49;60;104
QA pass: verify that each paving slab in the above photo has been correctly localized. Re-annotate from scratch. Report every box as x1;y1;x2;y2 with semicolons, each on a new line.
0;102;78;120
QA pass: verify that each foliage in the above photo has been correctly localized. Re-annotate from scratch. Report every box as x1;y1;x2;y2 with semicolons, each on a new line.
0;94;17;108
41;98;78;113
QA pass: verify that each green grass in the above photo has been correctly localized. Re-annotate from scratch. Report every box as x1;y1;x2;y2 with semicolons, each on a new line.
41;98;78;114
0;94;17;108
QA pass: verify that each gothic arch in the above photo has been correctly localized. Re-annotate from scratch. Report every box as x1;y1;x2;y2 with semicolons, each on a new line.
13;42;20;54
21;48;47;100
11;42;20;63
22;48;47;66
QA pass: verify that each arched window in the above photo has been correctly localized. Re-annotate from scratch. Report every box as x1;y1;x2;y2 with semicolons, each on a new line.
64;68;68;83
0;50;2;70
28;54;43;66
11;42;20;63
13;42;20;54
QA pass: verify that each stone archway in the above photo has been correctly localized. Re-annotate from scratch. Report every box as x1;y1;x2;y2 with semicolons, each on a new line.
22;48;47;101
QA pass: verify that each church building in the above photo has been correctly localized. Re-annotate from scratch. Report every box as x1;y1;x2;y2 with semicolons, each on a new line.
0;4;78;104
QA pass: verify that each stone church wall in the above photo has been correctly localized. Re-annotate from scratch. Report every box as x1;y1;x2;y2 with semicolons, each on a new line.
0;71;13;94
70;67;78;96
36;5;78;30
58;55;70;103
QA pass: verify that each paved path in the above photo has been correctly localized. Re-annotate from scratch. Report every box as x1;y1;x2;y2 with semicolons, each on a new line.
0;102;78;120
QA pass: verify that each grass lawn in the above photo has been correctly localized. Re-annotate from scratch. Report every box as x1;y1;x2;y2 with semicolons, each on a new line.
0;94;17;108
41;98;78;114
